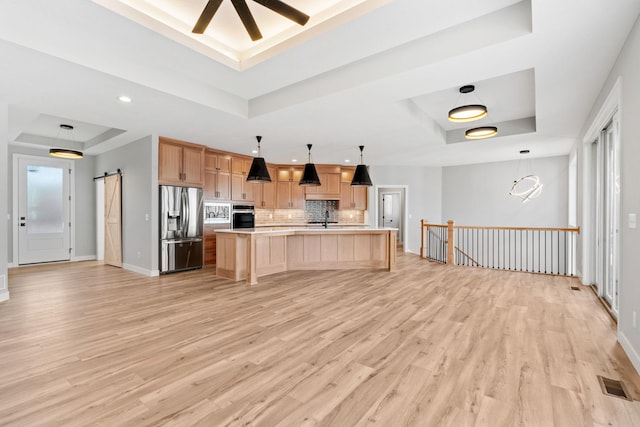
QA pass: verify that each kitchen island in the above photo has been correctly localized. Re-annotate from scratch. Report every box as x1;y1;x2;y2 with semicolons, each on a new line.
216;227;397;285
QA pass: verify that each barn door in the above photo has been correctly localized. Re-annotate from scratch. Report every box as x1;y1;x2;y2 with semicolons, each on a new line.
104;174;122;267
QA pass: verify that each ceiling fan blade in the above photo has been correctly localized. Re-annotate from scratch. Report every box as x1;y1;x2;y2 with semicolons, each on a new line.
231;0;263;41
252;0;309;26
192;0;224;34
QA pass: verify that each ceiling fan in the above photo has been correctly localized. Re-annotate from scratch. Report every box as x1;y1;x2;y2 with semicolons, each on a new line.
192;0;310;41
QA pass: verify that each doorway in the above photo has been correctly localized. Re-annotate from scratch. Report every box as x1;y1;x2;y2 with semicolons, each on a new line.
376;187;406;250
14;155;72;265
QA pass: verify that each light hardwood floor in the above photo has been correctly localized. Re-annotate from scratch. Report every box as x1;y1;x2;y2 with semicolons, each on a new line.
1;254;639;426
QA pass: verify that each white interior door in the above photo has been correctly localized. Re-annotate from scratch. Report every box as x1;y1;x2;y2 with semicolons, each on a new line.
379;191;403;244
96;178;105;261
17;156;71;265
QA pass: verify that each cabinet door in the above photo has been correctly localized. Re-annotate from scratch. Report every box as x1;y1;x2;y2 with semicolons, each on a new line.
291;183;306;209
243;179;254;202
231;174;244;201
277;181;291;209
261;166;277;209
340;182;352;208
352;186;367;210
158;142;183;184
325;173;341;196
204;170;218;200
205;152;217;171
217;172;231;200
182;146;204;186
204;234;216;266
217;155;232;173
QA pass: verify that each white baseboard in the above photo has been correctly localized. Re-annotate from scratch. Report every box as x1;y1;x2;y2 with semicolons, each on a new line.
7;263;15;268
122;263;157;277
0;291;9;303
618;331;640;376
72;255;97;262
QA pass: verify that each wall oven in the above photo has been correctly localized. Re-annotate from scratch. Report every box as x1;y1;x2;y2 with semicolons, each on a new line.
232;204;255;229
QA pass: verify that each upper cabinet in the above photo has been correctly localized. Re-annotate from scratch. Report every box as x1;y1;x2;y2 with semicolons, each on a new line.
231;155;254;202
305;165;341;200
159;137;205;187
253;165;277;209
276;166;305;209
339;167;367;210
204;150;231;200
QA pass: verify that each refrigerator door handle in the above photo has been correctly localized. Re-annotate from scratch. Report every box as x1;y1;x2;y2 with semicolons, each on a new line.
181;188;188;237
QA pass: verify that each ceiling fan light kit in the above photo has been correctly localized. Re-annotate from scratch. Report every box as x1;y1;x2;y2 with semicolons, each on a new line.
299;144;321;186
351;145;373;186
246;135;272;182
192;0;310;41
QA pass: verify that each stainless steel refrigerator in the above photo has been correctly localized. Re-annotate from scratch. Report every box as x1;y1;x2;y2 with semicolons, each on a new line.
160;185;203;273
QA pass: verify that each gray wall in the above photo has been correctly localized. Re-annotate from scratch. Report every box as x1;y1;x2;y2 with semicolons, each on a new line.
95;136;158;274
0;103;8;300
577;15;640;371
369;165;442;254
6;145;96;264
442;156;569;227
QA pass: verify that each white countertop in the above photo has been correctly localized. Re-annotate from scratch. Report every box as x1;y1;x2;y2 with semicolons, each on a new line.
216;226;398;235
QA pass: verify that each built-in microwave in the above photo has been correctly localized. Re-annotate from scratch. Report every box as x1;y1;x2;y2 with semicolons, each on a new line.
203;202;231;225
232;204;255;229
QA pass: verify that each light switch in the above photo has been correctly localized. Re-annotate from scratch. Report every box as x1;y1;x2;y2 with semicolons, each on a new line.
629;213;637;229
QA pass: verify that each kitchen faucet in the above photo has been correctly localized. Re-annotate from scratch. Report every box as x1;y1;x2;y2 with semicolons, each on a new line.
323;210;329;228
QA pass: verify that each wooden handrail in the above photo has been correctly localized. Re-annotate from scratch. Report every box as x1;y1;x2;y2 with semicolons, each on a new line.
454;225;580;233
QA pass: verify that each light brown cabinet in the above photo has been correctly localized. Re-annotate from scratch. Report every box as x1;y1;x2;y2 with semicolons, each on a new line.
231;155;255;202
254;166;277;208
339;166;367;210
305;165;341;200
276;167;305;209
204;232;216;266
158;137;205;187
340;182;368;210
204;150;231;200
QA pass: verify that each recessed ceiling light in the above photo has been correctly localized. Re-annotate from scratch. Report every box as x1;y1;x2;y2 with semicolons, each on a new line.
345;159;351;163
251;149;258;154
118;95;132;103
292;159;297;163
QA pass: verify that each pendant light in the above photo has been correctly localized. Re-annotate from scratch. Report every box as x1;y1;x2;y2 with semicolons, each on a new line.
448;85;487;122
465;126;498;139
246;135;271;182
351;145;372;186
509;149;543;203
299;144;321;186
49;124;83;159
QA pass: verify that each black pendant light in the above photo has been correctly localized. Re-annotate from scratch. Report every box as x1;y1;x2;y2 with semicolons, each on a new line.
448;85;488;122
50;124;83;159
246;135;271;182
351;145;372;186
465;126;498;139
299;144;321;186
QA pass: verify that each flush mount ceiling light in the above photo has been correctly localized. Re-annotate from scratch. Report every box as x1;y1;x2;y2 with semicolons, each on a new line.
299;144;321;186
448;85;488;123
465;126;498;139
192;0;310;41
246;135;271;182
49;124;83;159
118;95;132;103
351;145;373;186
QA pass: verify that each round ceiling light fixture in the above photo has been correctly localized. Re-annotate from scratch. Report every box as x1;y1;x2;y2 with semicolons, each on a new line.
50;124;83;159
448;85;488;122
465;126;498;139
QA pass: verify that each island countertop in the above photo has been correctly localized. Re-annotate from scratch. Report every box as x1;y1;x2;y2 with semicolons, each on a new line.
215;227;397;284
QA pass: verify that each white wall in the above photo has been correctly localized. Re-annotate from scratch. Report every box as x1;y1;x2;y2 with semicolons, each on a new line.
442;156;569;227
577;15;640;372
369;165;442;254
95;135;158;275
6;145;96;264
0;103;9;302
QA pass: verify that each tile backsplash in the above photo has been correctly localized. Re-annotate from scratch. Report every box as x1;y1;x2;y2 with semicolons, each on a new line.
255;200;365;225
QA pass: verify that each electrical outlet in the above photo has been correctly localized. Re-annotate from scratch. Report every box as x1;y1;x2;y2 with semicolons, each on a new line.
145;213;149;221
633;311;637;329
269;213;273;219
137;251;141;259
